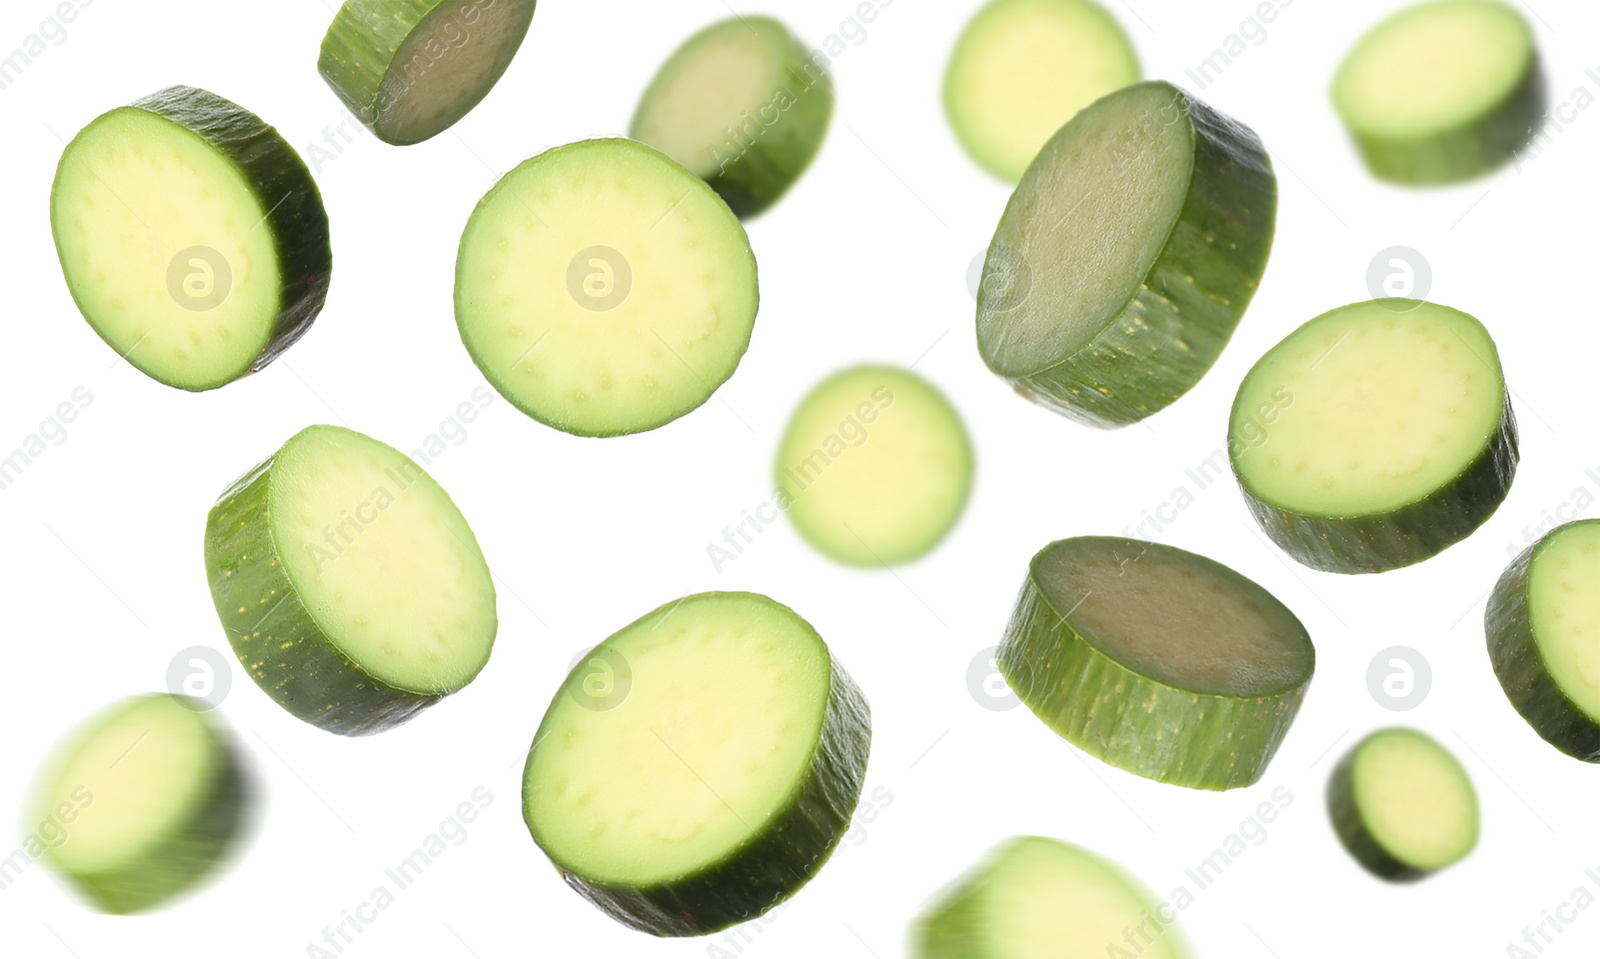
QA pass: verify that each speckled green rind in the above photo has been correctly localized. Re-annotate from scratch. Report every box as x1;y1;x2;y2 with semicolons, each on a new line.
977;82;1276;428
1487;522;1600;761
63;706;251;913
525;656;870;936
996;538;1313;791
318;0;535;145
1325;746;1424;883
203;455;440;736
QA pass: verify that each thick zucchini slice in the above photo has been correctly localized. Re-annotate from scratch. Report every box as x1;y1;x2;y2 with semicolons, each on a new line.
1488;519;1600;760
1327;728;1478;881
1333;0;1542;185
998;536;1314;790
977;81;1275;428
944;0;1140;182
456;138;759;437
914;836;1191;959
204;425;497;735
1230;299;1518;574
775;365;973;567
522;592;870;936
631;16;832;218
50;86;331;392
319;0;537;145
26;693;250;913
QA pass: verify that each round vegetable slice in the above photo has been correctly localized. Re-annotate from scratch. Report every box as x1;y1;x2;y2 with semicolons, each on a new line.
977;81;1276;428
1327;728;1479;881
997;536;1314;790
914;836;1192;959
319;0;537;145
1333;0;1542;185
456;138;759;437
944;0;1141;182
1230;299;1518;574
203;424;497;735
631;16;832;218
50;86;331;392
25;693;250;913
1488;519;1600;760
522;592;870;936
775;366;973;567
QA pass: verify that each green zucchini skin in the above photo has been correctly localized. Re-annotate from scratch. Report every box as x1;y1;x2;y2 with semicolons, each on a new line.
996;541;1312;791
1235;390;1519;575
1487;527;1600;760
547;657;870;936
1325;750;1424;883
981;84;1276;428
1344;54;1544;185
202;456;439;736
913;870;987;959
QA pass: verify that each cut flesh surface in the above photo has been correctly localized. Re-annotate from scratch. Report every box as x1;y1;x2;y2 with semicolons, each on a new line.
1529;522;1600;721
1349;728;1478;871
375;0;535;143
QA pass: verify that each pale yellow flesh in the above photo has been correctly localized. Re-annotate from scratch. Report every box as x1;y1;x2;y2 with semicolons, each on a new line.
456;139;758;436
1232;302;1505;516
946;0;1140;181
1352;730;1478;871
1334;1;1533;138
776;367;973;566
52;110;279;388
270;425;496;693
33;696;218;874
1037;542;1310;696
526;594;830;885
1529;523;1600;720
376;0;532;143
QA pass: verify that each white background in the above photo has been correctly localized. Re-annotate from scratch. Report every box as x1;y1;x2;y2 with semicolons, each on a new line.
0;0;1595;956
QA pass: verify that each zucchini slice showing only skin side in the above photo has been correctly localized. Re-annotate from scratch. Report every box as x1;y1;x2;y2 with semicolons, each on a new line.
26;694;251;914
1326;728;1479;882
914;836;1192;959
1488;519;1600;760
977;81;1276;428
1230;299;1518;575
522;592;870;937
631;16;832;218
50;86;331;392
1333;0;1543;185
997;536;1314;791
775;365;974;567
944;0;1141;182
204;425;497;736
456;138;759;437
319;0;537;145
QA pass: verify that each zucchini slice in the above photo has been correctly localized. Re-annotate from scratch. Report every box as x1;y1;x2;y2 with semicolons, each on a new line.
775;365;974;567
455;138;759;437
1488;519;1600;760
1230;299;1518;574
1327;728;1479;881
50;86;331;392
26;693;250;913
977;81;1275;428
914;836;1191;959
522;592;870;936
631;16;832;218
998;536;1314;790
203;425;497;735
319;0;537;145
944;0;1140;182
1333;0;1542;185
